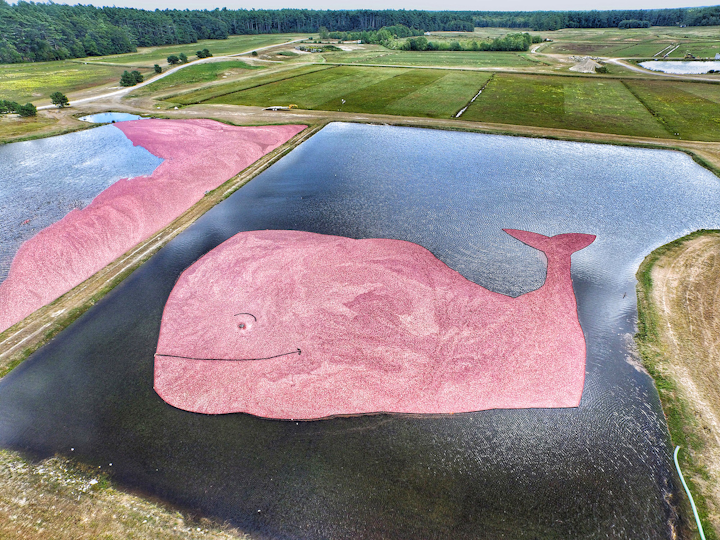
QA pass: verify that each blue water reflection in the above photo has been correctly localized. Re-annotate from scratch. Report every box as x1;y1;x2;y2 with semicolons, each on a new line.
0;125;163;282
78;112;147;123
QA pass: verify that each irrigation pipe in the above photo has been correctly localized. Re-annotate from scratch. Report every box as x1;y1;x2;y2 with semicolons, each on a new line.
674;446;706;540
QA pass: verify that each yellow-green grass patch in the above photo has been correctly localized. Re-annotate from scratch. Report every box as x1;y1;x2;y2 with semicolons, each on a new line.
352;51;536;68
463;73;670;138
624;79;720;141
0;61;151;103
0;115;58;142
667;41;720;58
204;66;492;118
205;66;403;109
131;60;262;96
82;33;311;67
167;64;332;105
383;71;493;118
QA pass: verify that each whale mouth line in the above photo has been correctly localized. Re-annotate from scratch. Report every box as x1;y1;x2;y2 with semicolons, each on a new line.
155;348;302;362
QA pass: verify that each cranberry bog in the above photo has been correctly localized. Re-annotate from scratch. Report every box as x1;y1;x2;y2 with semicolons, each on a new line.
2;122;720;538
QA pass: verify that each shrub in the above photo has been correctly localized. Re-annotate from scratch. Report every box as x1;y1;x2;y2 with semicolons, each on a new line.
119;70;136;86
131;70;143;83
17;103;37;117
50;91;69;108
154;64;162;73
178;53;188;63
167;55;180;65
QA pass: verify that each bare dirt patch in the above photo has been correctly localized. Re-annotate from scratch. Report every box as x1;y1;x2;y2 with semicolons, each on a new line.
637;231;720;537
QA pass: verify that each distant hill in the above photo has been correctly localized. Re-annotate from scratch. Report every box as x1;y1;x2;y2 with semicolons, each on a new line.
1;0;718;64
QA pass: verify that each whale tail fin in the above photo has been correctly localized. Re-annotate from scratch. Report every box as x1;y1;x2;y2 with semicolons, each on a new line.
503;229;595;257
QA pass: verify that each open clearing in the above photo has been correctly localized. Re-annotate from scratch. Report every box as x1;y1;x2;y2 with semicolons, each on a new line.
541;26;720;58
80;34;311;67
130;60;263;96
202;65;492;118
0;62;153;103
623;79;720;141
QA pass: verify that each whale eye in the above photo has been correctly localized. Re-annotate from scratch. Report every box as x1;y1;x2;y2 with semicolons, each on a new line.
234;312;256;332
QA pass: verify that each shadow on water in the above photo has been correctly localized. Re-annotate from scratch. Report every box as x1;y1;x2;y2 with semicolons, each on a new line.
2;122;719;538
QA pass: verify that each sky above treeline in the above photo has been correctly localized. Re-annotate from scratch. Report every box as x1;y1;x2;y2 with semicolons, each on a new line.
28;0;717;12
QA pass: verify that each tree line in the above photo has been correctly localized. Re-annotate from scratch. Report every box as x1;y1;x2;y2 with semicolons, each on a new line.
1;0;719;64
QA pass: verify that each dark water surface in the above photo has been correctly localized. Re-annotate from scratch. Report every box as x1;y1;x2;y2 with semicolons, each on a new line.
2;123;720;539
0;125;162;282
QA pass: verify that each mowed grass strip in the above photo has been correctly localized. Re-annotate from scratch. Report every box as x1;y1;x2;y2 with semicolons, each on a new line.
132;60;262;96
169;64;332;104
332;70;493;118
463;73;670;138
206;66;492;118
352;51;535;68
205;66;401;108
624;80;720;141
0;61;148;102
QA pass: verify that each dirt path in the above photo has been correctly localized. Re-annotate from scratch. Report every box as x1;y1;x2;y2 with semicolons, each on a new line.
36;39;307;111
637;232;720;536
0;123;323;375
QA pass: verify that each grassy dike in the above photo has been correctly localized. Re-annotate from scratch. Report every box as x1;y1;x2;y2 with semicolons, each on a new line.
0;448;247;539
635;230;720;540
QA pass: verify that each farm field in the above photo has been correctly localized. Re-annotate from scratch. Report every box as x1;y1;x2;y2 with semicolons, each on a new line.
203;65;492;118
0;61;154;103
462;73;671;138
131;60;263;96
342;50;540;68
623;79;720;141
81;34;311;67
541;25;720;58
170;64;333;104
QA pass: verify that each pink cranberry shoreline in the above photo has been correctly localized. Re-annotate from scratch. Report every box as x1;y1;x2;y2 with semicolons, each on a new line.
0;119;306;332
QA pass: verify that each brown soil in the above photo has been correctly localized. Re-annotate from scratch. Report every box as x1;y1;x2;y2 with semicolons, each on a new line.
644;232;720;534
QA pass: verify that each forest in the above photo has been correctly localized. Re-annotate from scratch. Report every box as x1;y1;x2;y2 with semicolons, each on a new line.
1;0;720;63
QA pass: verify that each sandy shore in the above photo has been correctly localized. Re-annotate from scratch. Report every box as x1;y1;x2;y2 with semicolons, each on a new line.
636;231;720;537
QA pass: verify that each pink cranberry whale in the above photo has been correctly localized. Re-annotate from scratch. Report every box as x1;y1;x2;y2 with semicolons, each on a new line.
154;229;595;419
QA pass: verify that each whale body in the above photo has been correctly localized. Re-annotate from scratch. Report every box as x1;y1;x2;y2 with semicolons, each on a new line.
154;229;595;419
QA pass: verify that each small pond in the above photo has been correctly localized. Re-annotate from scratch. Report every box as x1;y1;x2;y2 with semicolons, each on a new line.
78;112;147;123
639;60;720;74
0;125;162;282
2;122;720;538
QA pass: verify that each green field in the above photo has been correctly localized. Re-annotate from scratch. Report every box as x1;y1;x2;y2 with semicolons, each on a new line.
542;26;720;58
623;80;720;141
82;34;311;67
203;65;491;118
131;60;262;96
170;64;332;104
0;61;153;102
347;50;538;68
462;73;671;138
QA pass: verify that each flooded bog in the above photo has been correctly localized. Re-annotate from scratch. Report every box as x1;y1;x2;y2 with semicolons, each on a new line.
2;122;719;539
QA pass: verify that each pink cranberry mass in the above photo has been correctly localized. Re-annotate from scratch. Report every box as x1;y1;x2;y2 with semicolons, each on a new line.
154;229;595;419
0;120;306;332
